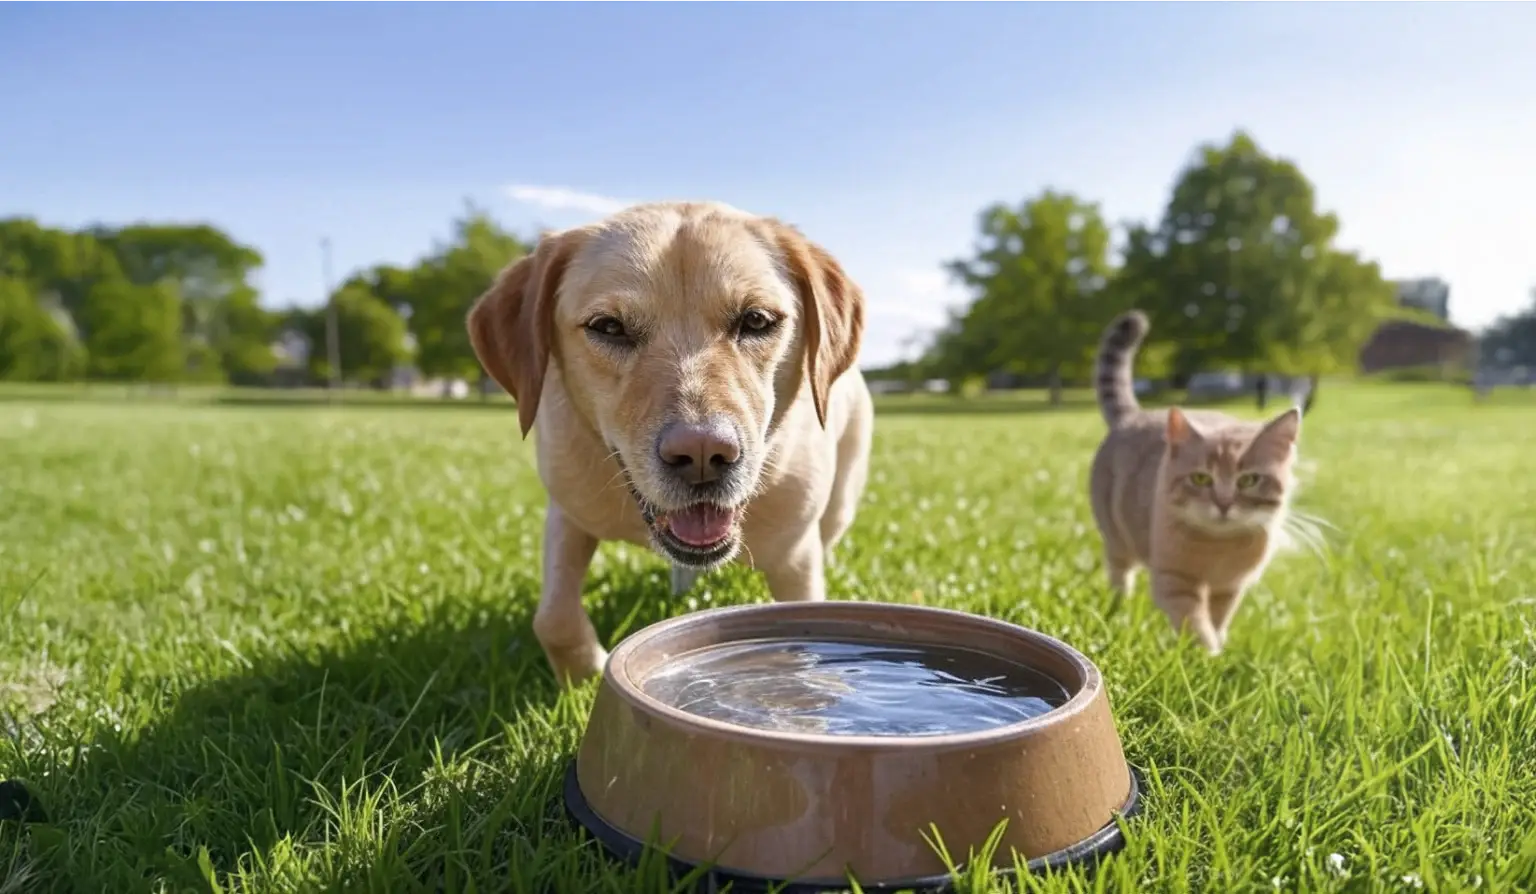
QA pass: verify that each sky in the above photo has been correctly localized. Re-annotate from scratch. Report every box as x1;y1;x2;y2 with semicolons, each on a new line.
3;3;1534;369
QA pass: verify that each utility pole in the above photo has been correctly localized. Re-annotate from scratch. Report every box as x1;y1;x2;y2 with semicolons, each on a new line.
322;237;341;402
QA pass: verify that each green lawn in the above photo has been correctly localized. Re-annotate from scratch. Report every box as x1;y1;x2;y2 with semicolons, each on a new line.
2;382;1535;893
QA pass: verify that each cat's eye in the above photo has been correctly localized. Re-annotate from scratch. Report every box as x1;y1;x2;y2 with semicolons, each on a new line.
1189;471;1213;487
1237;472;1261;489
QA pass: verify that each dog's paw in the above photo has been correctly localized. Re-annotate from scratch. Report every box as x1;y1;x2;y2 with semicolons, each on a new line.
546;644;609;688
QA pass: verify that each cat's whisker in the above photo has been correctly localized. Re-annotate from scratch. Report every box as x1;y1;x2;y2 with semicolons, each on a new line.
1275;509;1335;561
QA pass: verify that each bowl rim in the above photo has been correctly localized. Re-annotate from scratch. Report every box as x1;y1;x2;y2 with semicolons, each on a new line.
602;600;1105;750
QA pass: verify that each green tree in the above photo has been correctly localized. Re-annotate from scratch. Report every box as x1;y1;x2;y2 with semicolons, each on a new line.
0;218;124;322
0;219;285;384
920;306;1004;384
0;278;84;381
301;285;412;385
79;279;184;382
93;224;271;381
218;287;279;385
936;191;1115;403
404;207;530;384
1272;248;1399;374
1118;130;1391;380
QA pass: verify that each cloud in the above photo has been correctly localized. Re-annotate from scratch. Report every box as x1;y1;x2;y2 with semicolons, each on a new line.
847;266;973;367
893;268;952;303
503;184;634;216
881;267;966;325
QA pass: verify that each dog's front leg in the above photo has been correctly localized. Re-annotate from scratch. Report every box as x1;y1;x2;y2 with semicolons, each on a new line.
670;565;702;595
533;503;606;687
761;534;827;604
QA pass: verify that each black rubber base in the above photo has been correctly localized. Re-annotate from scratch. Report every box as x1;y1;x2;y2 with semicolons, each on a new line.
562;760;1143;893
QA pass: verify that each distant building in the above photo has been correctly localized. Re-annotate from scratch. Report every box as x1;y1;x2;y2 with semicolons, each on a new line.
867;379;914;395
271;328;311;370
1358;319;1472;374
269;328;313;388
1393;277;1451;322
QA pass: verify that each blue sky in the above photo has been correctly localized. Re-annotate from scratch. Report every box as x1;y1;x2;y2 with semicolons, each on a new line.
4;3;1533;367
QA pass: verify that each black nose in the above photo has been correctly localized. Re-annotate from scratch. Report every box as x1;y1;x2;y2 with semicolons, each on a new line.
656;419;742;484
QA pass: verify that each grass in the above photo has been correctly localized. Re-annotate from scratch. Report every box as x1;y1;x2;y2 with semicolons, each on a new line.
2;380;1535;893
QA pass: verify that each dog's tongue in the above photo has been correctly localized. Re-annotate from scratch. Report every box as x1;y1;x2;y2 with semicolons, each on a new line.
666;505;736;546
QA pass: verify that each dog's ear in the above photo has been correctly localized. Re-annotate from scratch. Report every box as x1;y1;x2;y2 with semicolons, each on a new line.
467;232;580;438
771;223;865;427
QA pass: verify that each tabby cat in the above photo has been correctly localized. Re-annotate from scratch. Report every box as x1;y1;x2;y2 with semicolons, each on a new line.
1088;311;1303;655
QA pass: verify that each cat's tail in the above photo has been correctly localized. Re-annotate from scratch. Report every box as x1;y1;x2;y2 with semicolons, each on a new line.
1095;310;1150;428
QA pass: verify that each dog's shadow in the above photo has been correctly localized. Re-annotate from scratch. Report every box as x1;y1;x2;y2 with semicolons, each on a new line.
9;567;727;894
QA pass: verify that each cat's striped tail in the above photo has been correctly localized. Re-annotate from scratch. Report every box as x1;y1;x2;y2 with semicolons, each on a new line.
1095;310;1150;428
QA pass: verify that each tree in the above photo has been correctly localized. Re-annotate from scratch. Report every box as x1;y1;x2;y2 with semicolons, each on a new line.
0;278;84;381
0;218;124;322
1271;247;1398;374
920;305;1004;384
218;287;279;385
92;224;271;381
0;219;283;384
935;191;1115;403
78;279;184;382
1480;289;1536;368
299;285;412;385
326;207;528;394
1118;130;1391;380
403;207;530;383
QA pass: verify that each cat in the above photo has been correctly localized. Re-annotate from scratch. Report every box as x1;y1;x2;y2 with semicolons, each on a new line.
1087;310;1304;655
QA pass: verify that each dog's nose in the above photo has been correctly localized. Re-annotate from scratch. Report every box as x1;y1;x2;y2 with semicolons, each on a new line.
656;419;742;483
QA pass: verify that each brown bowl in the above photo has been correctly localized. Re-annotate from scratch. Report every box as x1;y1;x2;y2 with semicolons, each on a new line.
565;601;1140;892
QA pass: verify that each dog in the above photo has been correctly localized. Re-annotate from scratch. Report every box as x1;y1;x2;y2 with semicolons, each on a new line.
467;201;874;686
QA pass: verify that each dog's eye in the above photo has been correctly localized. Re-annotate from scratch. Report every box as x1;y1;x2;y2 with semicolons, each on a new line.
586;315;630;342
738;309;778;337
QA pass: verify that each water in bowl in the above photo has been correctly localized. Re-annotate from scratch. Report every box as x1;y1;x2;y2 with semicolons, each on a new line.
641;638;1069;736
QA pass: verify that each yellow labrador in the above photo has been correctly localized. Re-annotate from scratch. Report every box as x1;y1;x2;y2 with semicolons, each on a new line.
467;201;873;686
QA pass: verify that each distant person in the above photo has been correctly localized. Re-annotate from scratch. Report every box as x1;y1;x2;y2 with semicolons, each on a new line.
1473;369;1491;402
1298;375;1319;414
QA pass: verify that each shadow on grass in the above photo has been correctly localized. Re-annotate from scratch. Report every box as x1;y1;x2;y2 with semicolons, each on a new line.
3;568;702;894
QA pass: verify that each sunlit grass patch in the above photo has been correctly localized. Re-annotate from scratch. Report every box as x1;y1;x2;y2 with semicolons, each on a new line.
2;383;1534;892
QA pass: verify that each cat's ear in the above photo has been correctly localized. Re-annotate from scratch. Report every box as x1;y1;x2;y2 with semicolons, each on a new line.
1165;407;1197;449
1248;407;1301;462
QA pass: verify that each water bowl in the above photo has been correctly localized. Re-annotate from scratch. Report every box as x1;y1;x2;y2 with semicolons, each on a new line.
564;601;1140;892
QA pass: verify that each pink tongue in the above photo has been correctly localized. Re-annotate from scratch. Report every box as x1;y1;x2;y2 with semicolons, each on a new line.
667;505;736;546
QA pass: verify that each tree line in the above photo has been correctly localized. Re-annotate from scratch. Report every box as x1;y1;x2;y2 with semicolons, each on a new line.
887;130;1534;402
2;130;1533;394
0;204;529;388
